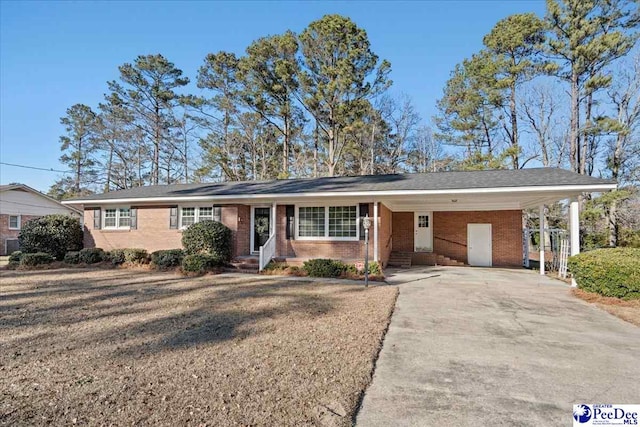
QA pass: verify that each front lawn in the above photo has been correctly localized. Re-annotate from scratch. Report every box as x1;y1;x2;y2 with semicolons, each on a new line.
0;269;397;426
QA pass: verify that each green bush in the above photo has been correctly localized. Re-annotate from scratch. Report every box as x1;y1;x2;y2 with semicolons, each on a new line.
568;248;640;300
108;249;126;265
263;261;287;272
79;248;105;264
18;214;83;260
8;251;23;263
20;252;55;266
182;220;232;264
367;261;382;275
7;251;23;269
288;265;301;274
151;249;184;269
104;248;148;265
620;228;640;248
303;259;348;278
124;248;148;264
181;253;218;275
64;251;81;264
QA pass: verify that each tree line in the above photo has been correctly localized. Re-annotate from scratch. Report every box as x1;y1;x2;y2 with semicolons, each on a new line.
51;1;639;247
50;14;425;197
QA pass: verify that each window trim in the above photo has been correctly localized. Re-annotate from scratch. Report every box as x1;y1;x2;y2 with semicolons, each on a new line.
295;204;360;241
8;215;21;230
178;205;216;229
102;207;131;230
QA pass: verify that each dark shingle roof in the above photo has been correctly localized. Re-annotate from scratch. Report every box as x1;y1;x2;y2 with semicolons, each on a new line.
67;168;616;202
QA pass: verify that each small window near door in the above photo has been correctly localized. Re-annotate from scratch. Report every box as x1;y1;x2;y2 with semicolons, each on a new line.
8;215;20;230
418;215;429;228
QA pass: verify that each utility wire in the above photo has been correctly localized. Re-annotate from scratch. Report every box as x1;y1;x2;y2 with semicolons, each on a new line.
0;162;71;173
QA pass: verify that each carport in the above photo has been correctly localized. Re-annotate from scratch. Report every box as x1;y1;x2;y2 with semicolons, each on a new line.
377;175;615;276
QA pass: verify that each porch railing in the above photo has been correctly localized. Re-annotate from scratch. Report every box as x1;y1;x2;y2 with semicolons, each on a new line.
258;233;276;272
434;236;467;247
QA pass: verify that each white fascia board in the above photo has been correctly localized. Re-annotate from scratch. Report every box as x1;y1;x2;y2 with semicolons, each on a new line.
62;183;617;206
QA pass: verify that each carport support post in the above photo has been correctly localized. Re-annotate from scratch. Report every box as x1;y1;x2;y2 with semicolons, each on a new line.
373;202;379;263
569;198;580;287
539;205;545;275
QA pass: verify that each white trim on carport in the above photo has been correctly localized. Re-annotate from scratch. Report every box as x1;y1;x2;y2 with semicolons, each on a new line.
62;183;616;206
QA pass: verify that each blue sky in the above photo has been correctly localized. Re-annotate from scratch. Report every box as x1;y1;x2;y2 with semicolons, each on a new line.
0;0;546;192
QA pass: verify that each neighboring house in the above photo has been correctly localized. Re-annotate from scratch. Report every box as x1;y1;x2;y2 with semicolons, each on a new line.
0;184;82;255
63;168;616;271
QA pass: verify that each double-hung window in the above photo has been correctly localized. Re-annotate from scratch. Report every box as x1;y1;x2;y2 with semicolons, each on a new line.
180;207;215;228
103;208;131;229
297;205;358;240
8;215;20;230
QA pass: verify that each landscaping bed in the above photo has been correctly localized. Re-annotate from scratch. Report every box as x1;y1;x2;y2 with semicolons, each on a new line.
572;288;640;327
0;269;397;426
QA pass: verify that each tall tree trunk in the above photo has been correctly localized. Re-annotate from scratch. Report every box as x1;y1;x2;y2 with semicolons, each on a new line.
582;92;594;175
510;84;519;169
328;126;336;177
570;69;580;173
608;201;618;247
183;135;189;183
75;137;82;193
370;122;375;175
283;116;289;177
106;145;114;192
137;145;143;187
313;121;319;178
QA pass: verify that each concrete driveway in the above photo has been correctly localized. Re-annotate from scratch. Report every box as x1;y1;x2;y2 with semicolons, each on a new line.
356;267;640;427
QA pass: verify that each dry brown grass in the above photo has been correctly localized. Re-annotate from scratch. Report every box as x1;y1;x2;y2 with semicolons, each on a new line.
572;288;640;326
0;269;397;426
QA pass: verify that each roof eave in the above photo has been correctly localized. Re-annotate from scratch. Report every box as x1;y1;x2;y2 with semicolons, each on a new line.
61;183;618;206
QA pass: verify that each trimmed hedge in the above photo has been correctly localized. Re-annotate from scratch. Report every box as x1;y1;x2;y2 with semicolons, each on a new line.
181;254;218;275
64;251;81;264
182;220;232;264
105;248;149;265
303;259;348;278
123;248;148;264
18;214;83;260
568;248;640;300
8;251;23;263
108;249;127;265
20;252;55;266
151;249;184;269
79;248;105;264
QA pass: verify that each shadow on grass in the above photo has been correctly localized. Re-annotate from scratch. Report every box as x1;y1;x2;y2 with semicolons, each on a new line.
0;270;354;355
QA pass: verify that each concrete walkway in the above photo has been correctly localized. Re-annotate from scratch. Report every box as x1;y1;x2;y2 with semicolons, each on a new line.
356;267;640;427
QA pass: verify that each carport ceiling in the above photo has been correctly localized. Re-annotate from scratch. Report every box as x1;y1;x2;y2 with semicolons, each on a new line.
382;190;586;212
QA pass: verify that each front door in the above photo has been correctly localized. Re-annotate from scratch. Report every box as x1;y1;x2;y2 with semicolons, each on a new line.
252;207;271;253
467;224;492;266
414;212;433;252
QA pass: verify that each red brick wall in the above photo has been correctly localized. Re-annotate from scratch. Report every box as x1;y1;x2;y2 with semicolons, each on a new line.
378;203;392;267
392;212;414;252
236;205;251;256
433;210;522;267
84;205;250;256
0;214;39;255
275;204;374;261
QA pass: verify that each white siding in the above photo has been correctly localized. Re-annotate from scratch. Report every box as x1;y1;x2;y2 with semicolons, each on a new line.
0;189;80;217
